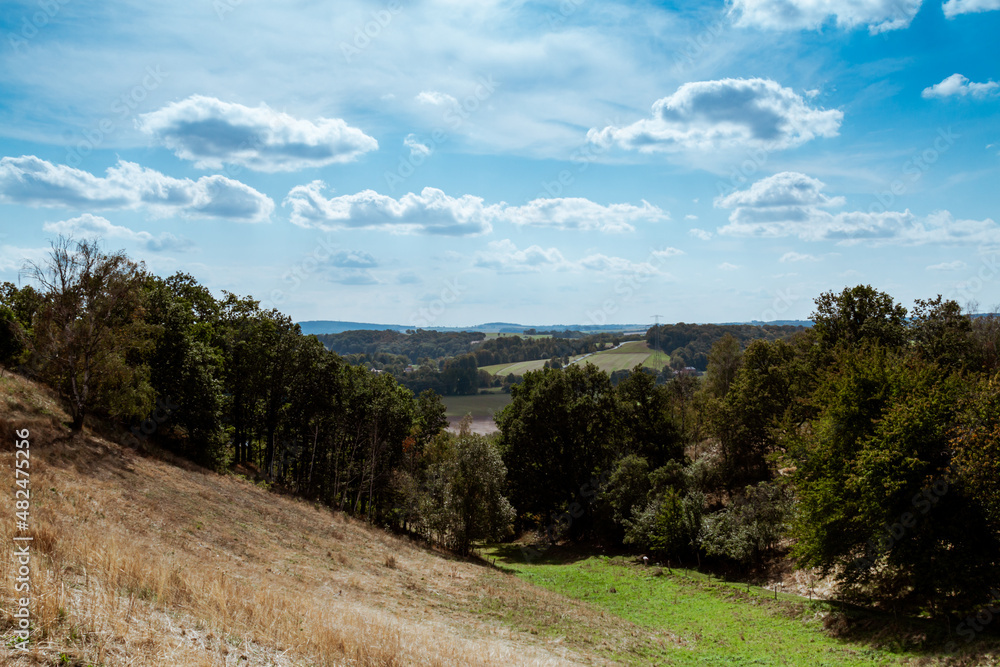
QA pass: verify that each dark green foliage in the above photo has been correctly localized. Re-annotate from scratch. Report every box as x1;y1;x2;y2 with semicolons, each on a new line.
615;367;684;467
28;238;153;430
811;284;908;352
701;481;791;566
715;339;795;486
646;322;804;371
316;329;485;362
497;364;620;534
910;295;974;371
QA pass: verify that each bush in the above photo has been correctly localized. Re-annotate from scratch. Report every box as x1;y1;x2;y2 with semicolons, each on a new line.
701;481;791;566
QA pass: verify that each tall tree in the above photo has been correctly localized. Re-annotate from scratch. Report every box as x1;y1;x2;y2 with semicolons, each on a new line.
497;364;619;533
811;284;908;353
28;238;152;431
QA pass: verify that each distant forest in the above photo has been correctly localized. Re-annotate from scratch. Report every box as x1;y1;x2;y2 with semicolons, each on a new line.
645;323;806;371
315;323;806;395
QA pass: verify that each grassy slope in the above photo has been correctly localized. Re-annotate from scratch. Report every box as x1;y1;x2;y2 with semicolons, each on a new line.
0;371;629;666
486;547;1000;666
4;371;997;666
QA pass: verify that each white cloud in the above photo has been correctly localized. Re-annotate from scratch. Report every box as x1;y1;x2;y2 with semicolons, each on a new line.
504;198;667;233
404;134;432;158
715;171;844;209
416;91;458;107
473;239;670;276
922;73;999;99
728;0;922;33
137;95;378;172
0;156;274;222
718;262;740;271
41;214;193;252
717;172;1000;245
689;228;713;240
685;214;698;220
284;182;666;235
942;0;1000;17
474;239;568;272
652;247;684;259
927;260;968;271
588;78;842;153
780;251;819;262
283;182;500;236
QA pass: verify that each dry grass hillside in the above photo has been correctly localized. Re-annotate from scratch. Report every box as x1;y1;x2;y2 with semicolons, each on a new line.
0;371;674;666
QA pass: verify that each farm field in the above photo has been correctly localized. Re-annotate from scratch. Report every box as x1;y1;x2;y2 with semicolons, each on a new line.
443;390;511;434
568;340;669;373
483;546;976;666
480;356;587;376
480;341;669;377
443;391;512;420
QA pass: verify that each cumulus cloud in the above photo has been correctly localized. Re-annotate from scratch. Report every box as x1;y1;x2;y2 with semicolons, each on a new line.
718;262;740;271
717;172;1000;245
715;171;844;209
728;0;922;33
284;182;665;236
473;239;670;275
137;95;378;173
416;91;458;107
284;182;500;236
922;73;999;99
942;0;1000;17
0;155;273;222
474;239;568;272
588;78;842;154
41;214;193;252
504;197;667;232
927;260;968;271
690;228;713;240
780;251;819;262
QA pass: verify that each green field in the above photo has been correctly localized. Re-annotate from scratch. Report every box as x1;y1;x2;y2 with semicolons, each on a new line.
480;356;587;376
569;339;669;373
480;340;669;377
443;391;511;420
483;547;953;666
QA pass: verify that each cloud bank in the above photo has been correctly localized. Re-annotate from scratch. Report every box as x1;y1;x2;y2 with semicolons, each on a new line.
0;156;274;222
717;171;1000;245
588;79;842;153
728;0;922;33
137;95;378;172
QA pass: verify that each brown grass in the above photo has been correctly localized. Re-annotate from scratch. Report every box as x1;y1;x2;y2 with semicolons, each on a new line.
0;371;644;666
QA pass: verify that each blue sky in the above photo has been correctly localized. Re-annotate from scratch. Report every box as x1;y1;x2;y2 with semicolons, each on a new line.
0;0;998;327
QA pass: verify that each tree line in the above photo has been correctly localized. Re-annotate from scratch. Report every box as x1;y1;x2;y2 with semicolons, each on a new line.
645;322;805;370
5;239;1000;619
0;239;513;555
497;285;1000;617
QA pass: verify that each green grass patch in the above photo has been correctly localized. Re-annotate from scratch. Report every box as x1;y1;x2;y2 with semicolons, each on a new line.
482;545;949;666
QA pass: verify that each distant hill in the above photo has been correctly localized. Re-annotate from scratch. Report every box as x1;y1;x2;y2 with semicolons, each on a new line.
297;320;410;335
298;320;815;335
